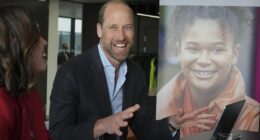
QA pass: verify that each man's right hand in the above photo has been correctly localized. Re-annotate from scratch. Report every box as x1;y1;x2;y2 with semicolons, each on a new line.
93;104;140;139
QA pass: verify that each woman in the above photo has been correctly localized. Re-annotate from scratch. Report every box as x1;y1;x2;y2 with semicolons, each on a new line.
0;6;51;140
156;6;259;137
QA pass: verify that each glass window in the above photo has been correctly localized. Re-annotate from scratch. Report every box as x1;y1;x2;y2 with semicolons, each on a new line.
57;17;82;66
58;17;71;51
74;19;82;56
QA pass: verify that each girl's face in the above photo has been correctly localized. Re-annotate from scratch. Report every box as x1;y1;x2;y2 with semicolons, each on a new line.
179;19;238;94
31;36;47;73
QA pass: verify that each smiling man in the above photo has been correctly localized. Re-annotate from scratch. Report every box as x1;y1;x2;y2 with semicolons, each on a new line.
156;6;259;137
49;1;217;140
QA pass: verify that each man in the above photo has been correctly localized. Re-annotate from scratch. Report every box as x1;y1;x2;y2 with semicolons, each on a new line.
58;43;71;65
156;6;259;137
49;1;216;140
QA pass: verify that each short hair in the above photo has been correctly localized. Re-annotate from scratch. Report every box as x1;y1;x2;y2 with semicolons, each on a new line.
98;0;134;25
62;43;68;49
164;6;254;59
0;6;40;96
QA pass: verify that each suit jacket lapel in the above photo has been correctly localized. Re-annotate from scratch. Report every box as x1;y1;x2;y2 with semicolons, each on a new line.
89;47;112;116
122;60;134;110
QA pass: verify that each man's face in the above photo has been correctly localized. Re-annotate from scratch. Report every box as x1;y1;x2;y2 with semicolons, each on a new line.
179;19;238;93
97;4;134;64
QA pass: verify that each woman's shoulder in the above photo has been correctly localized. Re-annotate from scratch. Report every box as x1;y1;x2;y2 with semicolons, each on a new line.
242;96;259;118
0;87;17;128
22;89;43;110
0;87;17;111
245;96;259;108
237;96;259;131
22;89;41;101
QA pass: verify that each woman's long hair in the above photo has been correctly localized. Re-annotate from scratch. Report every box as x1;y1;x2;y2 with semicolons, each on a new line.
0;6;40;96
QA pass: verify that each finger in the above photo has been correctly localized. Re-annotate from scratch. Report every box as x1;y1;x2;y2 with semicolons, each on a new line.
179;107;208;122
178;110;213;124
116;120;128;127
198;118;216;125
114;129;123;136
125;104;140;113
197;113;216;119
177;111;195;122
191;106;209;116
197;123;211;130
121;104;140;120
121;112;134;120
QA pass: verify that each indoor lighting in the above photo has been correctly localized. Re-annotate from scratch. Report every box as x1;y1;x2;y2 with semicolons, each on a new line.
136;13;159;19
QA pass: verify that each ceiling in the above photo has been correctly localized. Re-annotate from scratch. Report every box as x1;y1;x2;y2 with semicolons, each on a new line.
60;0;159;19
61;0;158;4
59;1;83;18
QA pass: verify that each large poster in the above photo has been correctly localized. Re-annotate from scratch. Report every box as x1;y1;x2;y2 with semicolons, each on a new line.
156;5;259;137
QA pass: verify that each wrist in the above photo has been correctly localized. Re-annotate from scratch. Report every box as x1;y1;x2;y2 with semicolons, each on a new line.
168;123;176;132
168;117;180;130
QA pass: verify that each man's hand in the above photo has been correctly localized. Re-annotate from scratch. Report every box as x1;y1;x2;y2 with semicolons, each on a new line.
93;104;140;139
168;106;216;130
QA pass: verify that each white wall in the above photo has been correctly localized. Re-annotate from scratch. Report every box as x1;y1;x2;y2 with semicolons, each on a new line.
46;0;59;118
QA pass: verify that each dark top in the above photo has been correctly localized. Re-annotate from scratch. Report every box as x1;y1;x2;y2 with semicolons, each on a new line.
58;51;71;65
0;87;51;140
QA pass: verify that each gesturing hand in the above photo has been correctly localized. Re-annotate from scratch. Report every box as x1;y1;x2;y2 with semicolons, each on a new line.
168;106;217;130
94;104;140;139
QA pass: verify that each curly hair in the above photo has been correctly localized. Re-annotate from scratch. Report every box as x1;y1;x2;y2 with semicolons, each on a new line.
0;6;40;96
164;6;254;61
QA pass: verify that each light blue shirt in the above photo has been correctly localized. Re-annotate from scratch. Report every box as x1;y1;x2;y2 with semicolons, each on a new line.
98;45;127;113
98;45;177;138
